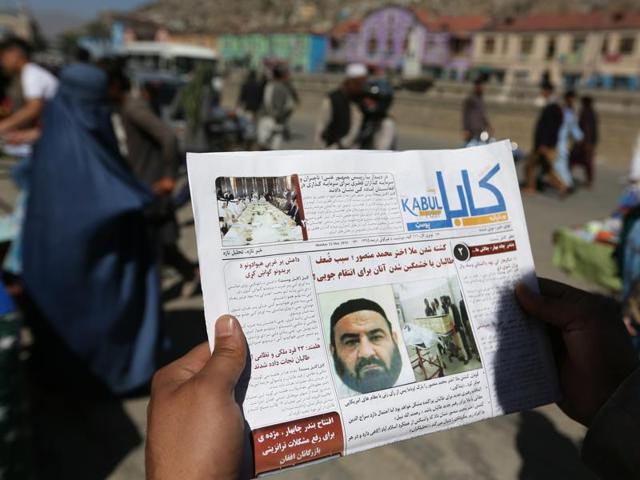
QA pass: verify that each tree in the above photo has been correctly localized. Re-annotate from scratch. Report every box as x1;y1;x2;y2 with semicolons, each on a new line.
84;20;110;40
58;31;81;56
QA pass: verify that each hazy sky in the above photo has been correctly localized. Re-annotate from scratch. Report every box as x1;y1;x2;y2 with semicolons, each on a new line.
26;0;148;19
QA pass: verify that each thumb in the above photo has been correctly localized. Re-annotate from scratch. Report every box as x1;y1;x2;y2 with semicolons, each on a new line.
199;315;247;396
515;281;572;329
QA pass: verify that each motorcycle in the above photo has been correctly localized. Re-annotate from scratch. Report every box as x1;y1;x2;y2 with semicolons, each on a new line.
464;131;525;163
205;107;257;152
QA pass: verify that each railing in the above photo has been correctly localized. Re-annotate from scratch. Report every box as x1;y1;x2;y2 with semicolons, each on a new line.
292;72;640;113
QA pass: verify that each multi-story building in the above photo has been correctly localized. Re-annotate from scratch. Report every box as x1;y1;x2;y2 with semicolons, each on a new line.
326;5;487;79
473;11;640;89
108;12;218;51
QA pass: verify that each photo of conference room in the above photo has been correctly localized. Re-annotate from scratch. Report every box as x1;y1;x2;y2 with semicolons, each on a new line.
394;277;481;382
215;175;307;246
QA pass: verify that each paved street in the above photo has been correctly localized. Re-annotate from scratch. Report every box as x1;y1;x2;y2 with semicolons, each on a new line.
115;114;623;480
0;111;628;479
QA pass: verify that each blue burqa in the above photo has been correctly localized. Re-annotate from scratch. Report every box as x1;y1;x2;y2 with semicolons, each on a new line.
22;63;162;393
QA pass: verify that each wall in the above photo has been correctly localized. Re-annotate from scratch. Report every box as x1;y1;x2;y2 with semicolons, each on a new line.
422;31;450;68
309;35;327;72
328;6;474;77
358;6;417;69
473;28;640;88
167;33;218;50
220;33;325;72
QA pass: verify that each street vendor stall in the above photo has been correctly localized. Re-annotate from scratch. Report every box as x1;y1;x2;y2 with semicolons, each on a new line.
552;218;622;292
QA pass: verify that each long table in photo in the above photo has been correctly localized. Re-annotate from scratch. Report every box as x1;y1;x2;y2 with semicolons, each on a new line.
552;224;622;292
222;201;303;246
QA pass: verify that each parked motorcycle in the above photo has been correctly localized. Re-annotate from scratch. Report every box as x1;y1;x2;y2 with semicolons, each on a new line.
206;107;257;151
465;131;525;163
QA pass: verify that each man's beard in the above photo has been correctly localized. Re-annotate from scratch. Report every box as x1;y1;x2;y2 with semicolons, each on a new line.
333;344;403;394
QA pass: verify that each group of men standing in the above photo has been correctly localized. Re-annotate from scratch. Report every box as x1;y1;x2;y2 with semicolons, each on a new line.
461;73;598;194
314;63;396;151
240;61;397;151
237;64;298;150
523;82;598;194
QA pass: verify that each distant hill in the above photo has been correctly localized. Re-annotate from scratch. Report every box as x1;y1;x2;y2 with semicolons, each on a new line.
33;9;86;40
132;0;639;33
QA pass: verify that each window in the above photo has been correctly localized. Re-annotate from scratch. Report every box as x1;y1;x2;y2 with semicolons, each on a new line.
546;36;556;59
620;36;635;55
601;36;609;55
386;35;394;56
514;70;529;84
520;36;533;55
174;56;195;75
386;15;395;56
424;36;437;51
132;54;160;70
484;36;495;54
450;37;467;55
367;36;378;55
572;35;586;53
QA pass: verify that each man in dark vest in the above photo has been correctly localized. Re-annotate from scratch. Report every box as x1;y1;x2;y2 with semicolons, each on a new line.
314;63;367;149
523;79;567;195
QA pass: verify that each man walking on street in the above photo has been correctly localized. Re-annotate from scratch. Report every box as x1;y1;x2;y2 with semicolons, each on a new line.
570;96;599;188
108;68;200;297
257;64;296;150
314;63;367;149
237;69;263;120
462;74;492;143
523;80;567;195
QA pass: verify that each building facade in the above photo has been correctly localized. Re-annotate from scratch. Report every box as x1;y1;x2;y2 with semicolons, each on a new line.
473;12;640;89
109;13;218;52
327;6;486;79
219;32;327;73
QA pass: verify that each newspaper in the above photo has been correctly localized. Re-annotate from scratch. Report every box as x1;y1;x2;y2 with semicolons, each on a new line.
187;141;559;476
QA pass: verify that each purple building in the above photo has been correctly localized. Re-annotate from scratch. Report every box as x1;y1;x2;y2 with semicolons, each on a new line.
327;6;487;79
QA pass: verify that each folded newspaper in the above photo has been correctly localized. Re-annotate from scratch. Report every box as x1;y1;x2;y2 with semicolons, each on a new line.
187;141;559;476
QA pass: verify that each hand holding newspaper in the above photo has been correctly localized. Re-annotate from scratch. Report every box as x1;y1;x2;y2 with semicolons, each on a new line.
187;141;558;476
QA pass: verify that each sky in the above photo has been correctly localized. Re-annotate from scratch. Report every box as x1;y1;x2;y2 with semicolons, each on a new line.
26;0;148;19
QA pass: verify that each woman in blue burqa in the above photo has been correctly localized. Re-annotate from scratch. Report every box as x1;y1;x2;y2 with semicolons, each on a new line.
21;62;163;394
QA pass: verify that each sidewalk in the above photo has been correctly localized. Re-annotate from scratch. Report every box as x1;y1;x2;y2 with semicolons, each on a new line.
0;117;626;478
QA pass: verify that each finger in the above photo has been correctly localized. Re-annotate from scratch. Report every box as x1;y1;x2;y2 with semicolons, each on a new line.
234;338;252;406
173;342;212;374
198;315;247;396
151;342;212;393
515;281;575;329
537;277;583;300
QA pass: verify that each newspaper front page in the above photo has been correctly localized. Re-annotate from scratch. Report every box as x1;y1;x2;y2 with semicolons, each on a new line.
187;141;559;476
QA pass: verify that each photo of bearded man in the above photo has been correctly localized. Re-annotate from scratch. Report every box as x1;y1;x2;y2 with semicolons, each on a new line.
330;298;405;394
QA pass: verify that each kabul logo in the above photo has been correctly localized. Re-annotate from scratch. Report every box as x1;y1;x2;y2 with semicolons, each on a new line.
402;163;508;230
400;195;443;217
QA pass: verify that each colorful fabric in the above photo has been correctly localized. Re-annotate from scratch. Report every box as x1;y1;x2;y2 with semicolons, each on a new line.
553;227;622;292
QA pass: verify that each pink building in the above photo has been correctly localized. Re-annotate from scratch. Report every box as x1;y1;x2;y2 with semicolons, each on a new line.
327;6;487;79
